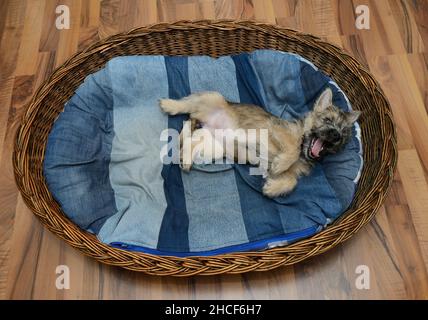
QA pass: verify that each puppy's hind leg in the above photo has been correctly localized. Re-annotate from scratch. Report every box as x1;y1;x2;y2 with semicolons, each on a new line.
159;98;191;115
159;91;228;117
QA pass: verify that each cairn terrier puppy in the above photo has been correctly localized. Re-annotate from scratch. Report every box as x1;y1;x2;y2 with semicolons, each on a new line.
159;88;360;198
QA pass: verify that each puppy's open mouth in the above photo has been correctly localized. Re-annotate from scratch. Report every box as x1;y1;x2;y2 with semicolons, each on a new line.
308;137;324;160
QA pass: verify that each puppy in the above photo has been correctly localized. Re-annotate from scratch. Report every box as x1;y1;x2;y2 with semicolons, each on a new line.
159;88;360;198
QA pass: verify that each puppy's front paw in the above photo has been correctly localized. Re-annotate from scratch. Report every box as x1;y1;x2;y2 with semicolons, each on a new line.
262;179;286;198
159;98;179;115
262;176;297;198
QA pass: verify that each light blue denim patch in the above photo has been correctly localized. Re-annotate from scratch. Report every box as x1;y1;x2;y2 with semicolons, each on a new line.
97;56;169;247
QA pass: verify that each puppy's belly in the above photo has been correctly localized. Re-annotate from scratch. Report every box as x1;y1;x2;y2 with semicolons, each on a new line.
200;108;241;146
201;109;236;131
193;109;266;165
191;110;241;163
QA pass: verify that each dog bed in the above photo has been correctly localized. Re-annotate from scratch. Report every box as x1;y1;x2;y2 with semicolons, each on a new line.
43;49;363;256
14;21;396;275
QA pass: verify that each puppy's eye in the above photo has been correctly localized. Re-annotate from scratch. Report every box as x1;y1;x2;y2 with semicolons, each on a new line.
324;118;332;124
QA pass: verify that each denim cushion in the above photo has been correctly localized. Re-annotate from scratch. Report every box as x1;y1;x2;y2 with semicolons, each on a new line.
44;50;363;256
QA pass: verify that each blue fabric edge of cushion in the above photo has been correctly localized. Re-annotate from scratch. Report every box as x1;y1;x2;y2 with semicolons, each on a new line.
109;225;320;257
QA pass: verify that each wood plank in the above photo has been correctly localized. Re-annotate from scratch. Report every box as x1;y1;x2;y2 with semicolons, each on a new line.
407;53;428;114
397;149;428;269
0;74;30;299
331;0;357;36
118;0;159;31
0;77;14;299
1;50;56;299
30;228;64;299
353;0;407;57
134;273;163;299
253;0;276;24
219;274;247;299
99;0;120;38
39;0;61;52
5;196;44;299
407;0;428;52
0;0;26;81
385;204;428;299
242;267;298;299
294;247;353;299
387;55;428;169
388;0;425;54
293;0;340;38
199;0;216;20
367;55;416;151
214;0;254;20
0;77;13;165
14;0;45;76
55;0;82;67
81;0;101;28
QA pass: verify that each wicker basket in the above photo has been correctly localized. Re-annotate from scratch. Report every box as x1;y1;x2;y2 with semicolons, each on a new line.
13;20;397;276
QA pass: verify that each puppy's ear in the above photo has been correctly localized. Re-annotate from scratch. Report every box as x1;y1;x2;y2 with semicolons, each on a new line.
346;110;361;124
314;88;333;112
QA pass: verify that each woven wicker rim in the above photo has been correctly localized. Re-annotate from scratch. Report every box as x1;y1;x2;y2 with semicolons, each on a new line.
13;20;397;276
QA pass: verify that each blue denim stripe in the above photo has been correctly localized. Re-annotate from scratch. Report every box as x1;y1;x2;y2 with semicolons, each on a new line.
97;56;169;246
249;50;306;120
232;53;285;241
233;169;285;241
271;164;342;227
185;55;248;251
43;70;117;233
157;56;190;252
299;60;332;112
231;53;266;107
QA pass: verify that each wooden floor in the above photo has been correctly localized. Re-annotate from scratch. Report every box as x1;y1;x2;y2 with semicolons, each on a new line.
1;0;427;300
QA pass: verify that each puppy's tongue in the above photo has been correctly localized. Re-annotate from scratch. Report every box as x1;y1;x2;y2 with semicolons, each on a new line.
311;138;324;158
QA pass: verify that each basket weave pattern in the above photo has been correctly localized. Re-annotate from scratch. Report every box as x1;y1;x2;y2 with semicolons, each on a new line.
13;20;397;276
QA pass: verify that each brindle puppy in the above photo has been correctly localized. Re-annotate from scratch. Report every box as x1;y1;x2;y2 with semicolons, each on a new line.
159;88;360;198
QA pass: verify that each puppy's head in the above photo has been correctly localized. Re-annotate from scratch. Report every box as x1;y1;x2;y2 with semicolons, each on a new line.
302;88;360;161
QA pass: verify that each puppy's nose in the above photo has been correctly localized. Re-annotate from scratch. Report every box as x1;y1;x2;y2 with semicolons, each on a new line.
327;129;341;142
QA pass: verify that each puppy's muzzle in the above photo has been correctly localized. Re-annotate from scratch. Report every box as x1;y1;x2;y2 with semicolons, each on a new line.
325;129;341;143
